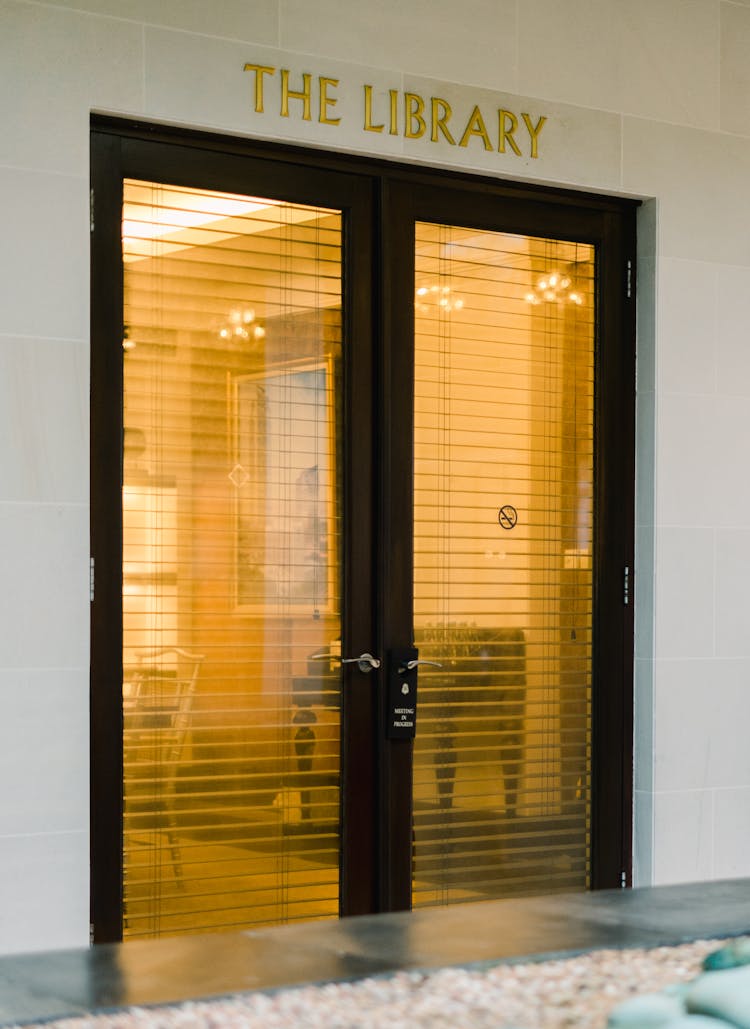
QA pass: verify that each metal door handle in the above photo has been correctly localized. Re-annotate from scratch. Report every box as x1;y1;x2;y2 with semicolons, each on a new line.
398;659;443;673
341;653;381;673
309;652;381;673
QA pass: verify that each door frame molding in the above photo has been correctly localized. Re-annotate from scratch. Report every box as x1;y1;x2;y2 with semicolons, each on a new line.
90;114;637;941
381;177;637;906
90;126;379;941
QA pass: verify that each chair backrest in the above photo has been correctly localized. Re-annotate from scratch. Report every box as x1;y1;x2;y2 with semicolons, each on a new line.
123;648;203;768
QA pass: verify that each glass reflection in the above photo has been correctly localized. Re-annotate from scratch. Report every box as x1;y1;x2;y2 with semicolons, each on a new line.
412;223;595;907
121;181;343;938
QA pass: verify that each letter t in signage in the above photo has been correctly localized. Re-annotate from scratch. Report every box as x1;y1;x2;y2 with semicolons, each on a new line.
243;63;276;113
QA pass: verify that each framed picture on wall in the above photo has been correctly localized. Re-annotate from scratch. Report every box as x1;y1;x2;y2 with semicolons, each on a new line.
231;358;336;616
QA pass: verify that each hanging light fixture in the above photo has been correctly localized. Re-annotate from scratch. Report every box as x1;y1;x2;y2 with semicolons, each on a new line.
218;307;266;342
525;271;583;306
415;284;465;315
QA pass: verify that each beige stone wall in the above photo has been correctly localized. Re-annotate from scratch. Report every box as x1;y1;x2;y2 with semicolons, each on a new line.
1;0;750;953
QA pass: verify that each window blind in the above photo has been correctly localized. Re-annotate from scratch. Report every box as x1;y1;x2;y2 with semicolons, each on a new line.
412;222;595;907
121;181;343;938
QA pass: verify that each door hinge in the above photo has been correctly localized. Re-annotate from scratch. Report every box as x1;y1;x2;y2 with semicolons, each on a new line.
620;870;627;888
623;565;630;606
626;259;633;299
89;922;95;945
90;188;94;233
90;557;95;603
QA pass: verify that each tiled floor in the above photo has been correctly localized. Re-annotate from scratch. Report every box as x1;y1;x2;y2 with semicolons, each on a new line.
1;880;750;1025
124;837;341;938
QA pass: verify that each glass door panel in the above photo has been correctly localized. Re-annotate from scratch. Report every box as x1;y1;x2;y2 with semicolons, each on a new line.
92;128;634;941
412;222;595;907
121;181;343;937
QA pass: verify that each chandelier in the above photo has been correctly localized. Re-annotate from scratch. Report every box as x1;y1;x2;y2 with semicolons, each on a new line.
415;284;465;314
218;307;266;342
525;271;583;306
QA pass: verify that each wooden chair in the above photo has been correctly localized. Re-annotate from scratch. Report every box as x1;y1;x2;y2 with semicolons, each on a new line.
123;647;203;885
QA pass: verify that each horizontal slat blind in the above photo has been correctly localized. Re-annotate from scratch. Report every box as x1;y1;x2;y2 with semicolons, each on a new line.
412;222;595;908
122;180;343;938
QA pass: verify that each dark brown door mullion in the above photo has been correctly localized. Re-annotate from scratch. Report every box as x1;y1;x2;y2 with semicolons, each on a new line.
590;210;636;889
90;129;126;943
377;180;418;912
339;177;380;917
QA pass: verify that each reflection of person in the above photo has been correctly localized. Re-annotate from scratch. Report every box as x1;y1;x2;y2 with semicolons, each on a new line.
293;465;327;601
293;707;317;821
296;464;319;502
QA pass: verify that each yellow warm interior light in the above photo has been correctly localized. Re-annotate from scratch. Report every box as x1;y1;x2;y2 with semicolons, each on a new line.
412;221;595;910
121;179;344;939
121;184;327;262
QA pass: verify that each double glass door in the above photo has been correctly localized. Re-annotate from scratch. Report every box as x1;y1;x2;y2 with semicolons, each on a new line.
91;127;635;942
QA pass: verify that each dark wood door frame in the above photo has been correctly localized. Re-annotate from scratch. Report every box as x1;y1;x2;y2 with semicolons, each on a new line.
90;127;379;941
380;178;637;908
90;115;637;940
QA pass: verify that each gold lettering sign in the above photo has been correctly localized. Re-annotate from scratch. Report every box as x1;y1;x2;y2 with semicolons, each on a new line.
242;66;548;160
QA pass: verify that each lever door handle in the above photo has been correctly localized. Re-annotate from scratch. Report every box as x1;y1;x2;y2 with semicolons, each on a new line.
309;652;381;673
398;659;443;673
341;652;381;673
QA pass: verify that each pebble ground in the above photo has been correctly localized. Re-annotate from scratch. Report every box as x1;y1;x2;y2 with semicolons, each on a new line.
10;937;730;1029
